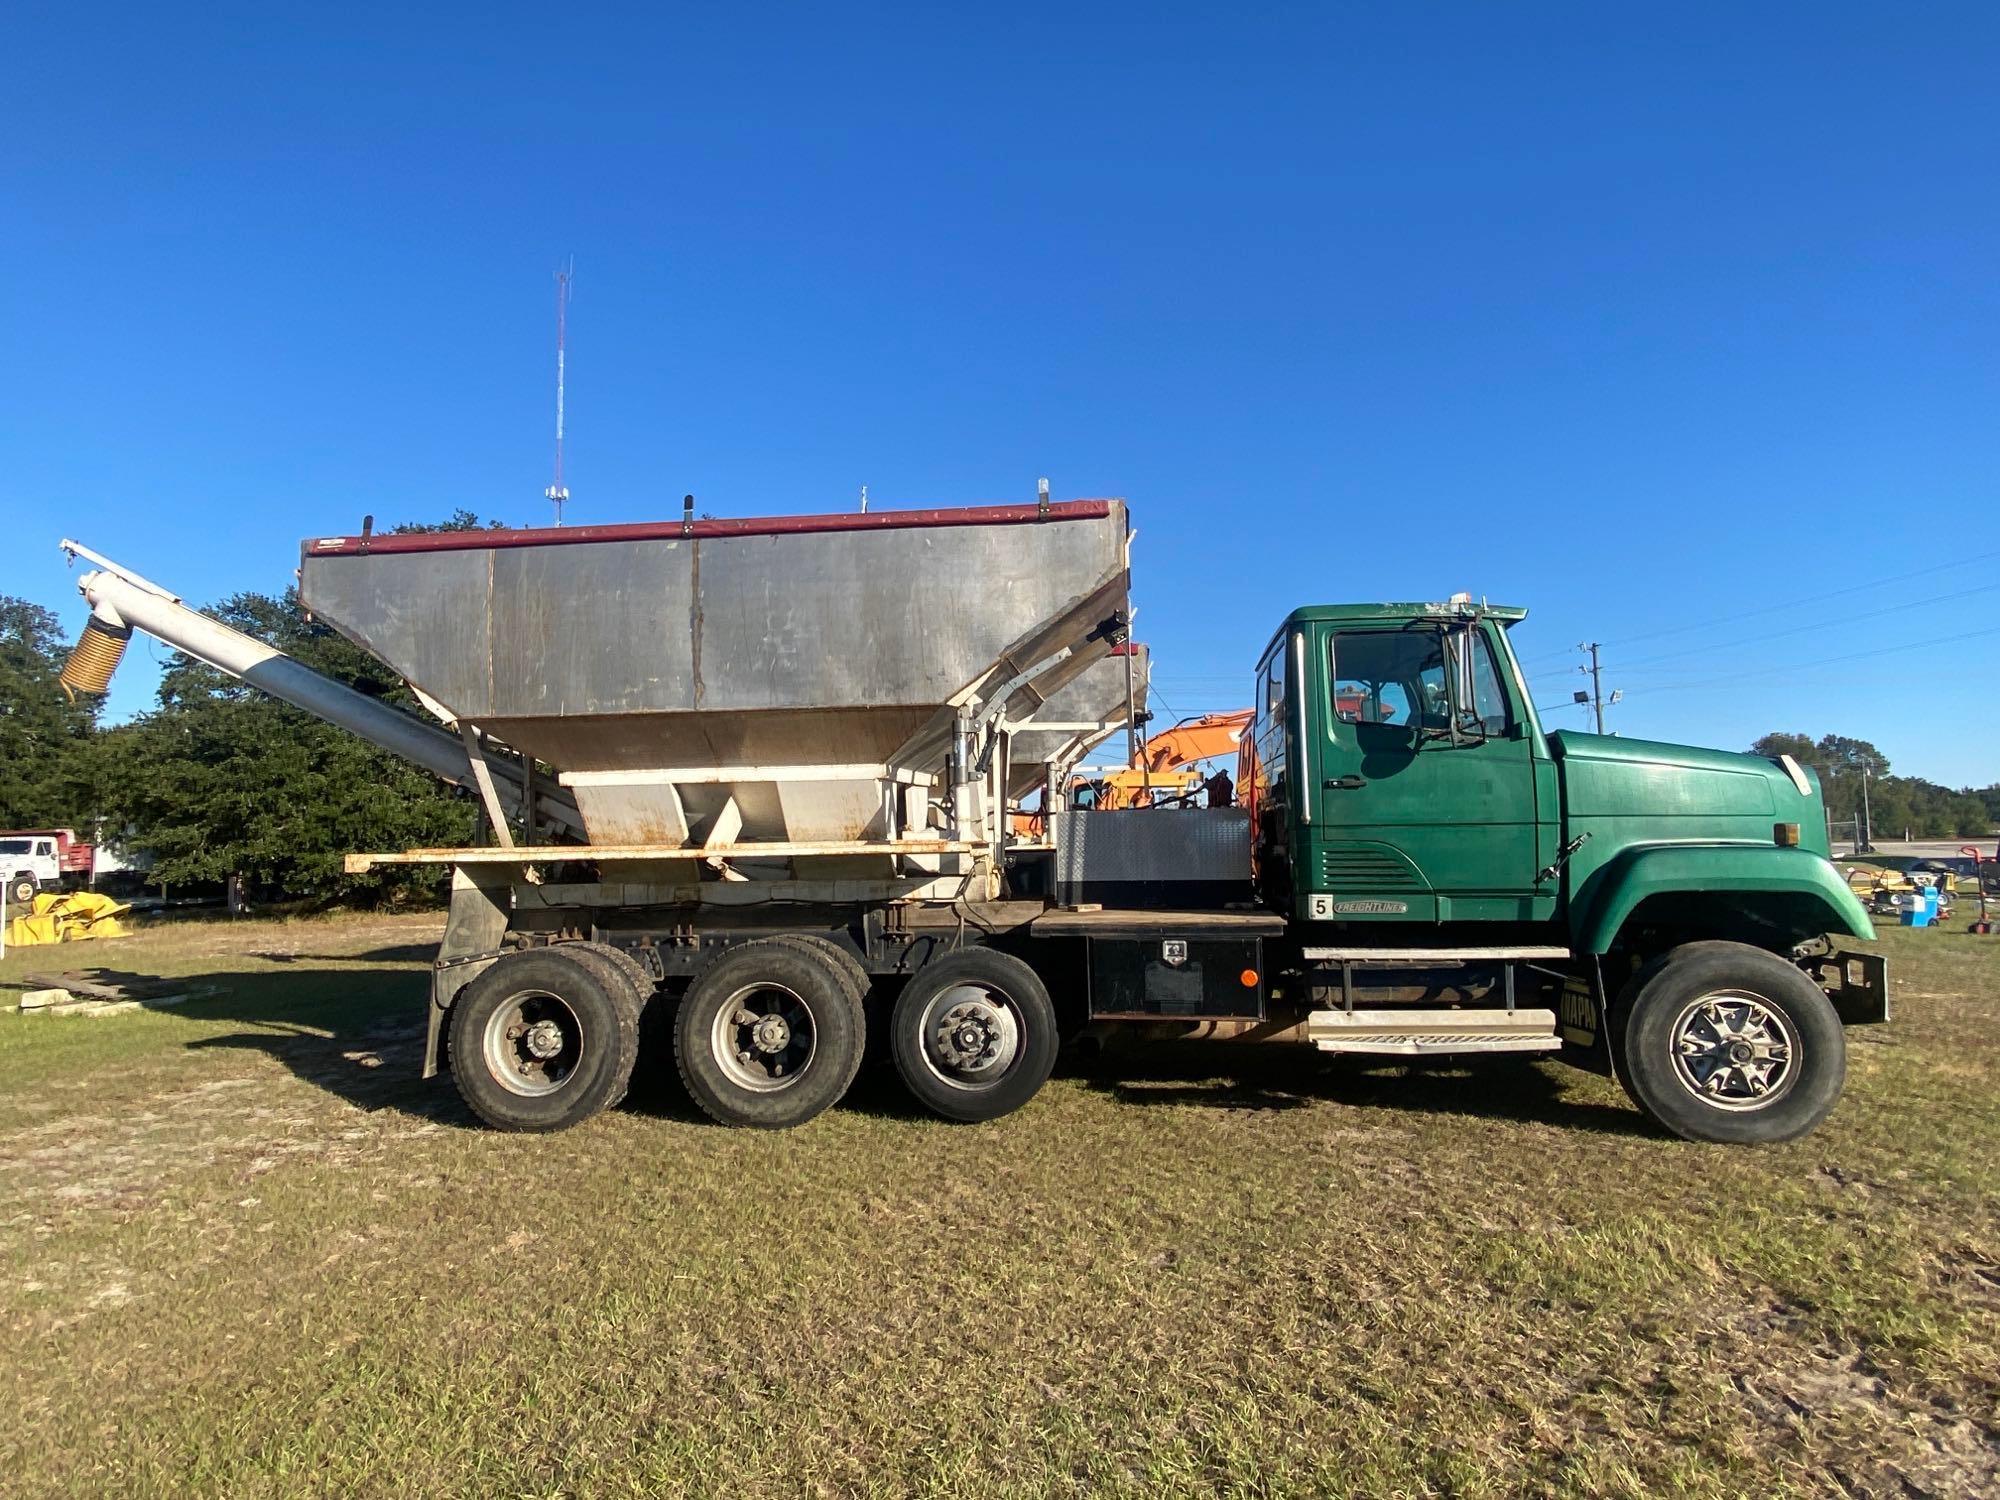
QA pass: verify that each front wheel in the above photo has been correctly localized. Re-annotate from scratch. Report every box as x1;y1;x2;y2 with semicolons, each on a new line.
1614;941;1846;1144
890;949;1058;1123
7;875;35;907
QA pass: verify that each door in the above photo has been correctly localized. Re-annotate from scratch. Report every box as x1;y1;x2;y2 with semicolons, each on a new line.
1244;632;1293;910
1307;622;1544;922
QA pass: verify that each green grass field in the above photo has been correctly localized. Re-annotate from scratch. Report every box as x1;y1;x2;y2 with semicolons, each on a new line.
3;915;1996;1498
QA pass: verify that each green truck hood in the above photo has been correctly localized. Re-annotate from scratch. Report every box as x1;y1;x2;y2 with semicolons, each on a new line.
1549;731;1871;947
1550;731;1821;845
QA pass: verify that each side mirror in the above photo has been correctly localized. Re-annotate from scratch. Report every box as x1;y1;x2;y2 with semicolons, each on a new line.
1445;625;1488;746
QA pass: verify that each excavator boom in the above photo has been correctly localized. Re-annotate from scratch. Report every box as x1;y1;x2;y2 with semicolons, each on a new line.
1091;709;1252;810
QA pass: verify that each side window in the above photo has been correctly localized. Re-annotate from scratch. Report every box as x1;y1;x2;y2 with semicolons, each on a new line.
1329;629;1447;743
1265;644;1287;715
1470;633;1512;735
35;841;53;858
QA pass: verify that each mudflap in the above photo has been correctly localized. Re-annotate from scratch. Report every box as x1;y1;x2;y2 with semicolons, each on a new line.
1805;949;1890;1026
426;952;504;1077
423;864;516;1078
1556;955;1617;1078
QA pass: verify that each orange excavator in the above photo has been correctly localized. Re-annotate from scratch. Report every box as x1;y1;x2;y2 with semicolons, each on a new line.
1016;712;1248;840
1011;695;1394;832
1086;709;1254;809
1008;709;1252;836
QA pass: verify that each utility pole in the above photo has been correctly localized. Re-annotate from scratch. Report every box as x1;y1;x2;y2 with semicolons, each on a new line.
1580;642;1606;733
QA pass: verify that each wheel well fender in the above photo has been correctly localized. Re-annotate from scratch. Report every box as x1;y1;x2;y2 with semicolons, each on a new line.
1571;844;1874;955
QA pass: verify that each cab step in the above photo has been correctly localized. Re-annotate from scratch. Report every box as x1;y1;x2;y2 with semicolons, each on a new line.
1300;946;1569;963
1305;1007;1561;1056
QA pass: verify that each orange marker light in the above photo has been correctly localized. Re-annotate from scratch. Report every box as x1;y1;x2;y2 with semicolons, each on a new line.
1239;968;1259;988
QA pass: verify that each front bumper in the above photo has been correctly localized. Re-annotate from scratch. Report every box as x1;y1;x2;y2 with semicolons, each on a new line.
1806;949;1890;1025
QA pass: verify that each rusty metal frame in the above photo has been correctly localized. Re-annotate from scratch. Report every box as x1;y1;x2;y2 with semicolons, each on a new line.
304;499;1117;559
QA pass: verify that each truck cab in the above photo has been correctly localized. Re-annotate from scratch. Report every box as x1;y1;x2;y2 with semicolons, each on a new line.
1238;598;1885;1144
2;831;84;906
1242;599;1872;947
1243;601;1556;925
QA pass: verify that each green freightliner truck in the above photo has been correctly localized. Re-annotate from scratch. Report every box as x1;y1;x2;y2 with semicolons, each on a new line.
62;503;1886;1144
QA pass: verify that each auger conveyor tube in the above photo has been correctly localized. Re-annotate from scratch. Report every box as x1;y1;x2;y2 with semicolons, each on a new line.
60;543;582;837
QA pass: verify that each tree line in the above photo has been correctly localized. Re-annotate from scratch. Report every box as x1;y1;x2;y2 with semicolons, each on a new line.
1750;733;1996;844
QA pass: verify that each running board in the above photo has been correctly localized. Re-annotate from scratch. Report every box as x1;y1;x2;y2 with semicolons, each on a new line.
1300;945;1569;963
1306;1007;1561;1056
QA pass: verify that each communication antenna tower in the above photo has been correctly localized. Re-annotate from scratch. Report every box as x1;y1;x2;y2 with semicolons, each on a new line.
545;259;573;526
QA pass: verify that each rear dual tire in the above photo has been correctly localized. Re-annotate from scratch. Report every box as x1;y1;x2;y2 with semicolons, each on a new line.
674;939;867;1129
448;946;644;1132
674;940;1059;1127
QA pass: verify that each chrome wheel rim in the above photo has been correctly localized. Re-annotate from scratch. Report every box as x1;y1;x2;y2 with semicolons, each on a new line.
1669;991;1798;1112
483;989;584;1097
712;983;817;1092
917;983;1022;1092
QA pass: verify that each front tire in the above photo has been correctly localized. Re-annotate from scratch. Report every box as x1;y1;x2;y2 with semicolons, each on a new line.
8;875;35;907
448;947;642;1132
890;949;1058;1123
1614;942;1845;1144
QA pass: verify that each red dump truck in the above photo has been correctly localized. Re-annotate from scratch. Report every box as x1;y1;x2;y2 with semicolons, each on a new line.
1;829;96;906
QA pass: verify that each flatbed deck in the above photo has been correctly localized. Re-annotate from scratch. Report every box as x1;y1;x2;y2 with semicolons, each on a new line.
1031;908;1287;935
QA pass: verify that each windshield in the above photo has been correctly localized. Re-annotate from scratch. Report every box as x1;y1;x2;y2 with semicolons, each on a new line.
0;839;30;856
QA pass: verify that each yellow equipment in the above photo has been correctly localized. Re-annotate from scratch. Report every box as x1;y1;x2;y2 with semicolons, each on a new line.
4;890;132;946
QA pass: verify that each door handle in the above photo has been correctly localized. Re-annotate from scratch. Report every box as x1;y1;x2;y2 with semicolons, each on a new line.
1323;775;1365;790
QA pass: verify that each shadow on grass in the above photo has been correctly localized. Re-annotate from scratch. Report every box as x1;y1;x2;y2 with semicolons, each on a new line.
245;944;441;966
117;952;1652;1141
1068;1040;1658;1137
106;961;484;1129
147;953;908;1132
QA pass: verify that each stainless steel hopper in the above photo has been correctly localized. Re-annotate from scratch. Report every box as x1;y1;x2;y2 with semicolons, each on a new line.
297;500;1137;857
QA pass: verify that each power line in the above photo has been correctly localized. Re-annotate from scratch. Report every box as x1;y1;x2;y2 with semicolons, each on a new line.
1514;544;2000;668
1616;580;2000;674
1520;574;2000;718
1605;623;2000;702
1566;546;2000;662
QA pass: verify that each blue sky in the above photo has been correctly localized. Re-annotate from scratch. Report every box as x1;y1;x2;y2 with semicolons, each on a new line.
6;4;1996;785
